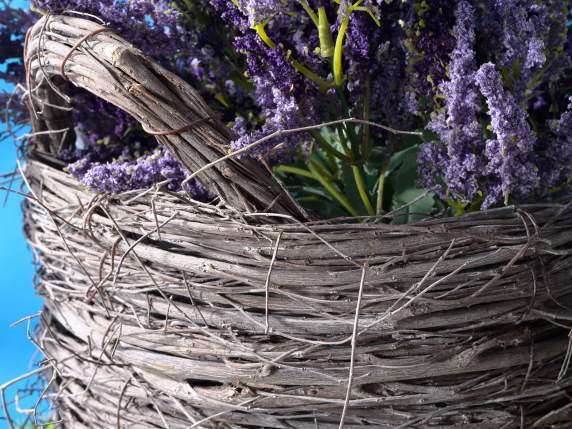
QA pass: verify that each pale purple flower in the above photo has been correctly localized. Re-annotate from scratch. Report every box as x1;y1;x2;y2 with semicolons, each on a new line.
421;1;485;201
235;0;289;26
72;147;211;198
475;62;539;205
494;0;549;101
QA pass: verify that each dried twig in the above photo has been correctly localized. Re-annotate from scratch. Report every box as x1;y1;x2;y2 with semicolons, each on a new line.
264;231;282;335
338;263;367;429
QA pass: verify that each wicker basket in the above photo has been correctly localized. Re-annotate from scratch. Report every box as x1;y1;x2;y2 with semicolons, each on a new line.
12;14;572;428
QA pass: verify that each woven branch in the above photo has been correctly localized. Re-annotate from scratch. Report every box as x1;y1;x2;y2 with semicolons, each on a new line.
13;158;572;428
8;13;572;429
24;14;306;218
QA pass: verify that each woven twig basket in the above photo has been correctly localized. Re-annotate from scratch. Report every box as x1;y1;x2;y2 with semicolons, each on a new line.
14;14;572;428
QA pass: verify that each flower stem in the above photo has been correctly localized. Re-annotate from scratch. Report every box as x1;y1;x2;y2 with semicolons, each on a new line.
311;130;353;163
352;165;375;215
318;6;334;58
274;165;315;180
376;167;386;214
309;160;359;217
361;77;371;159
333;0;376;86
299;0;319;26
253;22;276;48
292;60;336;91
333;15;349;86
336;124;352;157
252;21;335;91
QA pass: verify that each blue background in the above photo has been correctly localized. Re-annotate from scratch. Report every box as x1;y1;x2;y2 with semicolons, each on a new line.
1;1;43;427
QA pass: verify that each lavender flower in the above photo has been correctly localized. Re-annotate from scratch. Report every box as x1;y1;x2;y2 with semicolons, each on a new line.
495;0;547;70
31;0;185;61
538;97;572;190
475;62;539;206
404;0;457;116
234;0;289;26
417;142;446;194
5;0;572;212
421;1;484;201
212;0;322;158
69;147;210;198
230;76;312;159
493;0;550;102
27;0;245;194
0;6;36;84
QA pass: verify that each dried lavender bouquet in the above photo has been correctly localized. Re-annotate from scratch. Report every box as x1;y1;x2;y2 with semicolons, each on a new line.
3;0;572;221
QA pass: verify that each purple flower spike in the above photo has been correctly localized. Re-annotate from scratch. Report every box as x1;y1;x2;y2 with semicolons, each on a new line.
69;147;211;200
475;62;539;206
421;1;485;202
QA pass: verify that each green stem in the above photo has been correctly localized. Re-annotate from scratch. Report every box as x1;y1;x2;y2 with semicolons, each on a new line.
351;5;381;26
310;131;339;173
292;60;336;91
299;0;319;26
376;137;396;214
253;16;335;91
376;168;386;214
333;15;349;86
253;23;276;48
333;0;374;86
352;165;375;215
311;158;335;181
336;124;352;157
361;77;371;159
297;196;320;203
318;6;334;58
309;161;359;217
274;165;315;180
311;130;353;163
335;89;360;158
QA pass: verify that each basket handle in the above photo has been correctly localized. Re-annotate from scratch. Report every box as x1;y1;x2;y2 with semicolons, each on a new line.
24;14;306;219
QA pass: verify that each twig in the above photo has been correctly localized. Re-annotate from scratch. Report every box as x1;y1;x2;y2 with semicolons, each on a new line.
116;377;131;429
1;366;52;429
338;263;367;429
188;397;260;429
182;117;422;187
264;231;283;335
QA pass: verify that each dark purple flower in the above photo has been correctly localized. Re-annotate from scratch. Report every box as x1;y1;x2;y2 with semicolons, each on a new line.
404;0;457;116
493;0;551;102
0;6;36;84
538;97;572;190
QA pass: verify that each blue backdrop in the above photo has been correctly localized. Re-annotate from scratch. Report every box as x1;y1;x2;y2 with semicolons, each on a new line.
1;1;43;427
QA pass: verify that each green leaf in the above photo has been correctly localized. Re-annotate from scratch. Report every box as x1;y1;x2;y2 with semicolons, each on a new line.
384;143;436;222
387;144;420;179
341;162;369;216
421;128;439;142
391;188;435;224
363;145;385;176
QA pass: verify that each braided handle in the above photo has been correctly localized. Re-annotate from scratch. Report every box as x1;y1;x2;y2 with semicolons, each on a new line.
24;15;306;219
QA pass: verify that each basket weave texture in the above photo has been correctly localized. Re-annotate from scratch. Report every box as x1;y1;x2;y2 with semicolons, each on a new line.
17;14;572;429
